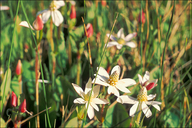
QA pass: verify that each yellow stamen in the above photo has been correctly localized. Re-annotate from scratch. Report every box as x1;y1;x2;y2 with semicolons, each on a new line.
117;38;125;44
84;91;94;102
108;71;119;86
50;1;57;11
137;87;147;102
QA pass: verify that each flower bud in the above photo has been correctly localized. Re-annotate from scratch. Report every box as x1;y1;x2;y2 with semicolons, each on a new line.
16;60;22;75
11;91;17;107
33;14;44;30
138;10;145;24
101;0;107;7
145;80;158;91
70;5;76;19
19;99;26;113
85;23;93;38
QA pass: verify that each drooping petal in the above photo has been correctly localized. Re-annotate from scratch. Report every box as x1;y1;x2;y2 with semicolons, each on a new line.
115;84;131;93
85;78;92;94
107;86;119;96
138;74;143;85
106;41;119;48
55;1;65;9
92;78;109;87
92;85;100;98
117;78;136;87
141;102;152;118
51;10;63;26
129;102;139;117
142;71;150;84
72;83;85;98
91;102;99;111
116;95;138;104
124;32;137;42
117;28;124;38
147;94;156;100
41;10;51;23
116;44;123;49
152;104;161;111
111;65;120;76
125;42;136;48
74;98;86;104
97;67;109;81
92;98;109;104
106;34;118;41
19;21;34;30
87;105;94;119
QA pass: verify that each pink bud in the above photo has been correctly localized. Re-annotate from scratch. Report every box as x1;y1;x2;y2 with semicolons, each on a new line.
138;10;145;24
19;99;26;113
16;60;22;75
85;23;93;38
33;14;44;30
11;92;17;107
70;5;76;19
101;0;107;7
145;79;158;90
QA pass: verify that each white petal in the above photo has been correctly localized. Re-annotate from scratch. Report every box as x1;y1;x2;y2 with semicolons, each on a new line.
87;105;94;119
92;85;100;98
125;42;136;48
138;74;143;85
91;102;99;111
152;104;161;111
106;41;119;48
147;94;156;100
55;1;65;9
111;65;120;75
117;78;136;87
41;10;51;23
106;34;117;41
72;83;85;98
51;10;63;26
130;102;139;117
116;95;137;104
115;84;131;93
117;28;124;38
124;32;137;42
107;86;119;96
19;21;34;30
143;71;150;84
92;98;109;104
141;102;152;118
97;67;109;81
116;44;123;49
92;78;110;87
74;98;86;104
85;78;92;94
0;6;9;10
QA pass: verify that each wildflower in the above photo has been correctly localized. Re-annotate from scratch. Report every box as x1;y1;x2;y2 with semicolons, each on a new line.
117;87;161;118
93;65;136;97
72;78;109;119
16;60;22;75
138;71;158;91
70;2;76;19
101;0;107;7
11;92;17;107
37;0;65;26
19;99;26;113
19;15;44;30
85;23;93;38
138;10;145;24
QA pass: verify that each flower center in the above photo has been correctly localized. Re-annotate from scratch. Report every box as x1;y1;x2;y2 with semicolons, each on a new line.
117;38;125;44
50;1;57;11
108;71;119;86
137;87;147;102
84;91;94;102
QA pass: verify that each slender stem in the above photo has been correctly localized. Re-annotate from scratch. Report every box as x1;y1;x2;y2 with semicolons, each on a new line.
50;18;54;52
136;110;142;124
68;35;72;66
18;74;22;94
76;51;81;85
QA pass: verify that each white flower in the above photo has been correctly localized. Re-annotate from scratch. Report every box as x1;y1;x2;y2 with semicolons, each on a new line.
93;65;136;97
106;28;137;49
72;78;109;119
0;5;9;11
117;87;161;118
37;0;65;26
138;71;158;90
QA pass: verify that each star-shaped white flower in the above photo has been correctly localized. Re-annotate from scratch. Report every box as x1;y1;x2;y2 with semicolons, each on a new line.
93;65;136;97
138;71;158;91
117;87;161;118
72;78;109;119
37;0;65;26
106;28;137;49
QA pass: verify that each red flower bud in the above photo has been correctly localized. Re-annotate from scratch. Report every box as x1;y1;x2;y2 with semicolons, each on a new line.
70;5;76;19
85;23;93;38
101;0;107;7
33;14;44;30
19;99;26;113
138;10;145;24
146;82;156;90
16;60;22;75
11;91;17;107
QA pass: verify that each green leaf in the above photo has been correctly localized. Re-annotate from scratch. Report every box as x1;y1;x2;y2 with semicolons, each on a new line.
0;118;6;128
163;108;180;127
65;117;78;127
